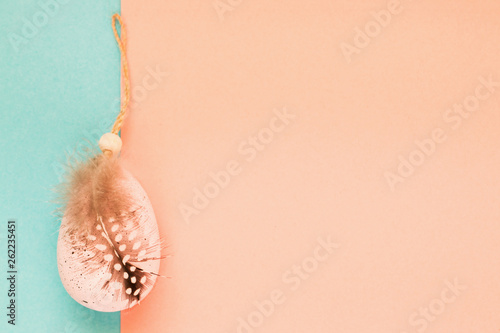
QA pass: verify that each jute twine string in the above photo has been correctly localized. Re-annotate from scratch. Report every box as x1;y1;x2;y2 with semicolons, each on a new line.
111;14;130;135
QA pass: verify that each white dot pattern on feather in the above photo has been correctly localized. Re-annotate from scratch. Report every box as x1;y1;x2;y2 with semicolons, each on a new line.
96;224;102;230
126;288;132;295
131;276;136;283
111;224;119;232
132;241;141;250
87;235;97;241
122;255;130;264
130;266;136;272
128;230;137;241
124;272;129;279
108;217;115;223
140;276;146;284
133;288;141;296
115;234;123;242
119;244;126;251
114;264;121;271
95;244;106;251
104;254;113;262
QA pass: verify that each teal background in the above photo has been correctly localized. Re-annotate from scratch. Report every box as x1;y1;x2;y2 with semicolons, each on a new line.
0;0;121;332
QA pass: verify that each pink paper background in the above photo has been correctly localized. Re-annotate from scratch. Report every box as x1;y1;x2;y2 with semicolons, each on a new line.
121;1;500;332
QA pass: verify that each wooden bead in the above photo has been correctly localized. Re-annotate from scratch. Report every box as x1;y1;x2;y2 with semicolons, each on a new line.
99;133;122;157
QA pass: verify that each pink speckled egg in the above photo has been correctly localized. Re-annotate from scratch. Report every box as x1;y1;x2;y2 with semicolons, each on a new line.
57;166;161;312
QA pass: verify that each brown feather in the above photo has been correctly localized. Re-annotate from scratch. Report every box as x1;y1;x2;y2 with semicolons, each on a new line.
56;150;165;311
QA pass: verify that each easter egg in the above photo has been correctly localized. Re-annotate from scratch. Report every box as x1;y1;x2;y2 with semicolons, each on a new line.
57;157;161;312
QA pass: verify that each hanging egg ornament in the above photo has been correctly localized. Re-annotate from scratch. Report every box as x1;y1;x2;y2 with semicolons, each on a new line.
56;14;163;312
